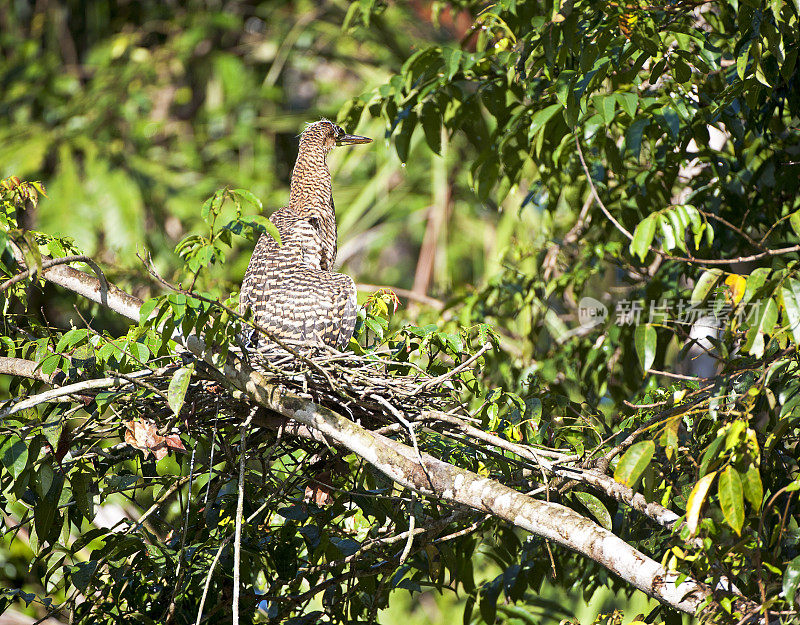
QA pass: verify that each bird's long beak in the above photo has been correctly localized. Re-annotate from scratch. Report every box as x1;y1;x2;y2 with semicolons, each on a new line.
336;133;372;146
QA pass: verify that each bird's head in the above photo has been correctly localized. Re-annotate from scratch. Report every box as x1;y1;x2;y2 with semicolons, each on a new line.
301;119;372;153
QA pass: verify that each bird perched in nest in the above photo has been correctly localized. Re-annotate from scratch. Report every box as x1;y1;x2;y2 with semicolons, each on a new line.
239;119;372;351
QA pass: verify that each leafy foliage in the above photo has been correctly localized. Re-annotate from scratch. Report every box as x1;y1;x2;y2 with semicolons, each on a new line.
2;0;800;624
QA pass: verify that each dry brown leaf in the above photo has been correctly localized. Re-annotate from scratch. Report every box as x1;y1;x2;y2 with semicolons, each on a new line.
304;471;334;506
123;420;186;460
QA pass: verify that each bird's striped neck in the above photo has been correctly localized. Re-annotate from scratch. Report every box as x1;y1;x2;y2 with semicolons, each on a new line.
288;137;337;268
289;142;333;215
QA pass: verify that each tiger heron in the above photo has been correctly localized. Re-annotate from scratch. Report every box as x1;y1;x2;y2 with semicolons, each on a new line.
239;120;372;350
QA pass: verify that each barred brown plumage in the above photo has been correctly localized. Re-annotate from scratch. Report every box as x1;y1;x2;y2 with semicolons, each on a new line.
239;120;372;350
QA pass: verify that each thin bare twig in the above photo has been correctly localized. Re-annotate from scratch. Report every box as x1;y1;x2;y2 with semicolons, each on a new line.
575;138;634;240
647;368;707;381
0;369;156;418
698;209;764;250
575;137;800;266
418;341;492;391
398;492;416;566
232;412;252;625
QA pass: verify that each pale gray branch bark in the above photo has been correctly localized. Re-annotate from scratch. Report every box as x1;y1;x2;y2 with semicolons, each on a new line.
0;356;61;384
1;254;102;293
0;369;156;418
8;245;723;616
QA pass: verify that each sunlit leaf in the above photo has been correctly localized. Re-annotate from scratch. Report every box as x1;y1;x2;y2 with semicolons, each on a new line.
741;465;763;510
630;214;657;261
781;279;800;345
634;324;657;373
784;556;800;605
718;466;744;535
725;274;747;306
691;269;723;306
0;435;28;479
686;471;717;536
614;441;655;487
528;104;562;139
574;492;612;529
231;189;263;212
168;364;195;417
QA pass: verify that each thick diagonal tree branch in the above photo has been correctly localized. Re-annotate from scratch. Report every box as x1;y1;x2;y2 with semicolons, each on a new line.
6;244;725;616
8;240;143;321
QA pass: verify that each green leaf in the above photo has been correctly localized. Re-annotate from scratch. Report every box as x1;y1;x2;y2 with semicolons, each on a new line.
789;211;800;238
781;279;800;345
474;158;499;202
139;297;160;326
737;45;750;80
741;465;763;510
71;470;95;521
718;466;744;535
658;214;677;251
478;576;501;625
593;95;616;125
686;471;716;536
629;214;657;261
420;101;442;155
128;341;150;363
649;58;667;84
660;416;680;461
443;47;462;81
690;269;723;306
394;111;417;164
1;435;29;479
42;418;63;451
625;118;648;158
40;353;62;376
665;209;687;252
784;556;800;605
574;492;612;529
528;104;562;139
34;468;62;541
244;216;282;246
744;298;779;358
167;364;195;416
616;92;638;119
56;328;88;353
672;57;692;83
231;188;263;212
69;561;98;594
35;463;54;498
741;267;770;305
634;324;657;372
614;441;655;487
699;434;726;477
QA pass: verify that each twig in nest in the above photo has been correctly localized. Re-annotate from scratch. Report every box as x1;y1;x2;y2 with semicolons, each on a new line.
417;341;492;391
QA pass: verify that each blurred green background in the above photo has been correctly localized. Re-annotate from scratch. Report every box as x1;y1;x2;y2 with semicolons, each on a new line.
0;0;535;315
